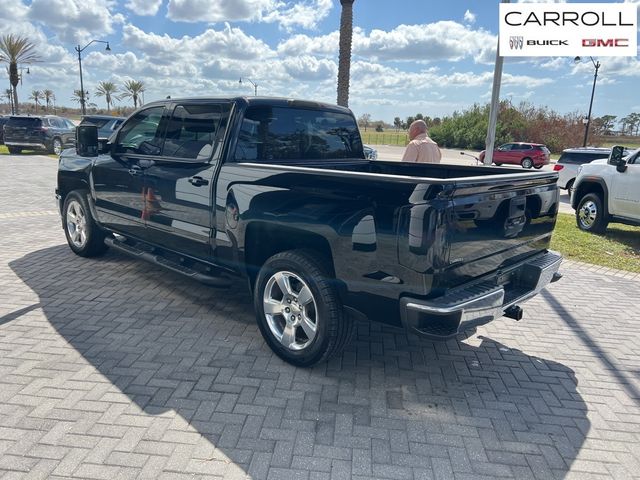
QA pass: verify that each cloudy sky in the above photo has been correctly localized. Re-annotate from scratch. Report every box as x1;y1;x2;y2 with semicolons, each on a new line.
1;0;638;123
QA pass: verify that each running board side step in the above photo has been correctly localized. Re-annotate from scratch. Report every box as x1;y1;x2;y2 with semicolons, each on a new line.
105;237;232;288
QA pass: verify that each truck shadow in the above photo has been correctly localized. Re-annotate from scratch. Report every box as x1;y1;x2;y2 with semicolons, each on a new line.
10;245;588;479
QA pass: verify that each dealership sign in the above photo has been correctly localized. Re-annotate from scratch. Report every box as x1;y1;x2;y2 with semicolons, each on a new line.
499;3;637;57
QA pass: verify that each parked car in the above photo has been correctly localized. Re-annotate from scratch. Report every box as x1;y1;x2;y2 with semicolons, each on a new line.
479;142;551;169
572;146;640;233
79;114;126;140
363;144;378;160
0;116;9;144
57;96;561;366
553;147;622;196
3;115;76;154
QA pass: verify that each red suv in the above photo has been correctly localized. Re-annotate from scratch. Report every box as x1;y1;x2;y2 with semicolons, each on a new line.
479;142;550;169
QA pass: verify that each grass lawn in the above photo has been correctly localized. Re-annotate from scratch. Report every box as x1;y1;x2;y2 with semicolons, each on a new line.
551;213;640;272
0;144;58;158
361;130;408;146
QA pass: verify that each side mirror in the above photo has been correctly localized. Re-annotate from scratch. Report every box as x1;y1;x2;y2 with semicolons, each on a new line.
76;125;98;157
608;145;627;172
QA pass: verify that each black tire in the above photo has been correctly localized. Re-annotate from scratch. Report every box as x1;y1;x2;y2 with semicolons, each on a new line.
254;250;353;367
50;137;63;155
494;162;502;166
521;157;533;169
62;190;109;257
8;146;22;154
566;180;574;198
533;164;543;169
576;193;608;233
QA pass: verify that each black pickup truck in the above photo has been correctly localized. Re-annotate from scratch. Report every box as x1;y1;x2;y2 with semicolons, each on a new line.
56;97;562;366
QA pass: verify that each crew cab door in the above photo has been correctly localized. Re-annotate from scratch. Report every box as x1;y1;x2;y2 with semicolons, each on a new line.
142;102;232;259
91;105;166;238
610;151;640;218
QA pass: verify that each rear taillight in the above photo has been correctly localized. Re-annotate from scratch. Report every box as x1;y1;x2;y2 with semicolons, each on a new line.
553;164;564;171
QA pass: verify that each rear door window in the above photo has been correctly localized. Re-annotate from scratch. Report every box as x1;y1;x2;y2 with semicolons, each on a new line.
234;106;363;162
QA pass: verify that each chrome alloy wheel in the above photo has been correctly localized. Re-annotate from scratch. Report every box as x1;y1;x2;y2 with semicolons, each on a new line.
66;200;88;248
53;138;63;155
263;271;318;351
578;200;597;229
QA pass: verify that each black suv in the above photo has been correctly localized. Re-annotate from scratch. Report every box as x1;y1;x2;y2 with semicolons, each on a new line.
79;115;125;140
3;115;76;155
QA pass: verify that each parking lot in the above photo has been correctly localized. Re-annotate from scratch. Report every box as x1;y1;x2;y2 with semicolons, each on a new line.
1;154;639;479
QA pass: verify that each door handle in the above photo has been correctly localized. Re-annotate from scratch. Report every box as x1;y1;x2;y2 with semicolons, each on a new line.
188;176;209;186
128;165;143;176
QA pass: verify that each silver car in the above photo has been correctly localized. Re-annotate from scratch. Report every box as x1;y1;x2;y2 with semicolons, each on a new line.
363;144;378;160
554;148;612;196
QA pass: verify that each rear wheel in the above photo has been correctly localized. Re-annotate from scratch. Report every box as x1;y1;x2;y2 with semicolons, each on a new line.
7;146;22;154
494;162;502;166
63;190;109;257
566;180;575;198
51;137;63;155
576;193;608;233
254;250;353;367
521;157;533;169
533;164;543;169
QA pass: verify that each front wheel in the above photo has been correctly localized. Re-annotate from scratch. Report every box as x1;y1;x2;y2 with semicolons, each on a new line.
63;190;109;257
254;250;353;367
521;157;533;169
566;180;575;198
576;193;608;233
8;146;22;154
533;164;543;169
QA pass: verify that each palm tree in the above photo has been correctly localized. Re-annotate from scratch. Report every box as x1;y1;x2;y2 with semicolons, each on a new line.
0;34;39;114
3;88;11;104
336;0;355;107
71;89;87;105
95;81;118;113
29;89;42;111
120;80;145;108
42;89;54;111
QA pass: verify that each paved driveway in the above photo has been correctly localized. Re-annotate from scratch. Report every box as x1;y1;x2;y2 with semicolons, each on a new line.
0;154;639;479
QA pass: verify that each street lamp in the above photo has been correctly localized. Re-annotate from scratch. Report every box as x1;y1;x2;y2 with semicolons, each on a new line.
574;56;601;147
239;77;258;96
75;40;110;115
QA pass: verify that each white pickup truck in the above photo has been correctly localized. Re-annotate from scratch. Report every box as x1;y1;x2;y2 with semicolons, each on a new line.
572;146;640;233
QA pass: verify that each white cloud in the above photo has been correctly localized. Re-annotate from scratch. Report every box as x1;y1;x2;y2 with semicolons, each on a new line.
539;57;569;71
355;22;496;64
463;9;476;24
28;0;122;44
281;56;336;81
167;0;332;30
125;0;163;16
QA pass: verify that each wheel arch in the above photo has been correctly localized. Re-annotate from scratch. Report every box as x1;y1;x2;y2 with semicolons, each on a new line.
572;178;609;215
244;221;336;291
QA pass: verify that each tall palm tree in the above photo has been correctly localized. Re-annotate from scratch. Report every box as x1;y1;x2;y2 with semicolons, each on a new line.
71;89;87;105
0;34;39;114
42;89;54;111
336;0;355;107
29;89;42;111
120;80;145;108
95;81;118;113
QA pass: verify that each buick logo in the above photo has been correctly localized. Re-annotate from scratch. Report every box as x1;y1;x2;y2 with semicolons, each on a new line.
509;36;524;49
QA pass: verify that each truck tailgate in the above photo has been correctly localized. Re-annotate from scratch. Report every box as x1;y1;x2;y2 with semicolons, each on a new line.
438;172;558;290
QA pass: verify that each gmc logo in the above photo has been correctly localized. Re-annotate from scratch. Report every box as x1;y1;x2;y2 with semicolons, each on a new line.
582;38;629;47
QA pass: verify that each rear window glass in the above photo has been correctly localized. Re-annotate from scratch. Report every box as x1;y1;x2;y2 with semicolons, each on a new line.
234;106;363;162
7;117;42;127
558;152;608;164
81;118;110;128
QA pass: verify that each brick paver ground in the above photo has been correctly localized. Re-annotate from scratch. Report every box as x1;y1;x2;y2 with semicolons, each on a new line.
0;154;639;479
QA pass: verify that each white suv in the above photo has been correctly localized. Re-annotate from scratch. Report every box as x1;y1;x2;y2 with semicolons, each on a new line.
572;147;640;233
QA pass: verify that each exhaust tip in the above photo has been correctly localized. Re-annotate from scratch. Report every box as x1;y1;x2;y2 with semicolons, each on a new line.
504;305;523;321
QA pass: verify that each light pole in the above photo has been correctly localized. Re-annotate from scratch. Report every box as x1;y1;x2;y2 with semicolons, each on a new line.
75;40;110;115
574;56;600;148
239;77;258;96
